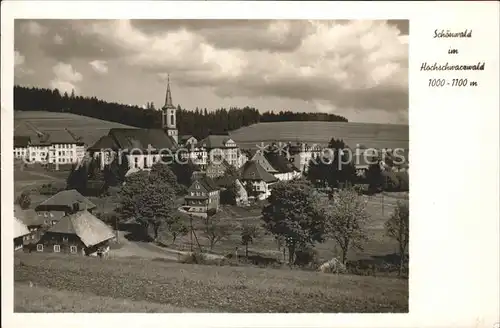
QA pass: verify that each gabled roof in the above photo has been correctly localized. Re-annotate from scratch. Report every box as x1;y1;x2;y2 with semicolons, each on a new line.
14;205;44;226
14;136;31;148
240;160;278;183
190;176;219;192
14;217;30;238
108;128;177;150
179;135;195;142
88;135;119;151
198;135;236;148
48;210;115;247
264;152;298;173
36;189;96;211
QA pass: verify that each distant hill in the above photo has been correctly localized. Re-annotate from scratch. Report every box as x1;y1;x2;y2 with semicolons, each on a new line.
14;111;136;147
229;121;409;150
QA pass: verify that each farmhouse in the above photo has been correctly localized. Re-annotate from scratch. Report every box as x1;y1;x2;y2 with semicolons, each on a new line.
184;175;221;213
35;189;96;215
239;160;278;200
14;216;30;251
251;148;301;181
36;202;115;256
14;205;47;243
89;77;179;171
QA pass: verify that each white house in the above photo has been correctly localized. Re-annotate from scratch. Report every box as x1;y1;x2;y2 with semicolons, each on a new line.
251;149;301;181
239;160;278;200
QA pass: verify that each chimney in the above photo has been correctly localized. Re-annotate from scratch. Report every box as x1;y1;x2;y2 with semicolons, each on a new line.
72;202;80;213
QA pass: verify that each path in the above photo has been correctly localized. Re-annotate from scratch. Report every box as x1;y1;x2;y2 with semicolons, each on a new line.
109;231;179;260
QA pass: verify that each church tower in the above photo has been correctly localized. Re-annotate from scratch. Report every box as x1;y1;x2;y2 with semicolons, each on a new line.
161;75;178;144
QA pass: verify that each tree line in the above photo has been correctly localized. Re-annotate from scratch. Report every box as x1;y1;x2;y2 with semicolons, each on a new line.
14;85;348;140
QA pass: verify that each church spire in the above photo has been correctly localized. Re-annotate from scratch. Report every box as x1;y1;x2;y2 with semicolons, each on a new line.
164;74;174;109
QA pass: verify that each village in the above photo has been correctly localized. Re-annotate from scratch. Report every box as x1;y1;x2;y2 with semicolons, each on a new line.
14;78;409;274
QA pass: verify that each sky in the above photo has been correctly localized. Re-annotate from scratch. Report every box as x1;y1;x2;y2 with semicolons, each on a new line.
14;19;409;124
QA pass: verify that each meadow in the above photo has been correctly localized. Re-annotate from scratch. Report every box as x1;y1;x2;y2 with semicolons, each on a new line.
229;121;409;150
14;253;408;313
14;110;135;148
158;194;404;266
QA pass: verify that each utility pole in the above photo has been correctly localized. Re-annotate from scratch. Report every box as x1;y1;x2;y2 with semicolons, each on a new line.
382;193;385;216
190;214;193;252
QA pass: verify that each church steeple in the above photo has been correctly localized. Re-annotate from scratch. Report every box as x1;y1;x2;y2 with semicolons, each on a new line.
164;74;174;109
161;74;178;144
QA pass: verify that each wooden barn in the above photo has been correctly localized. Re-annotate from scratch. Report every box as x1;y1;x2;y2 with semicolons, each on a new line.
35;202;115;256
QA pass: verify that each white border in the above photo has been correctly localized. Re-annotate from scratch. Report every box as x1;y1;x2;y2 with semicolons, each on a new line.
2;1;499;328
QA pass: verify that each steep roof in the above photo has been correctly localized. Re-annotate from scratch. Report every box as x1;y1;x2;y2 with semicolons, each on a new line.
263;152;298;173
192;175;219;192
14;217;30;238
14;205;44;226
14;136;31;148
198;135;235;148
240;160;278;183
108;128;177;150
88;135;119;151
36;189;96;211
48;210;115;247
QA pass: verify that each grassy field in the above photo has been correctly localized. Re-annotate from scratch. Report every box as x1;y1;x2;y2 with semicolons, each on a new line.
14;253;408;313
229;121;409;150
159;194;404;264
14;111;135;148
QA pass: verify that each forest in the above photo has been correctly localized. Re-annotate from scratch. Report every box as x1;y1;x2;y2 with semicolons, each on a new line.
14;85;348;140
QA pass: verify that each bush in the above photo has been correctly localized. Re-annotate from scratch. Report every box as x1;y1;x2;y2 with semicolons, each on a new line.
39;183;64;196
294;247;319;267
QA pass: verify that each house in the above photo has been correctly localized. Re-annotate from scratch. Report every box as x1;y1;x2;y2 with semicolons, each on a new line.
36;202;115;256
205;160;233;179
180;142;208;169
179;135;198;147
285;142;323;173
88;76;179;170
13;136;30;160
14;205;48;243
14;217;30;251
251;148;300;181
35;189;96;215
184;176;220;213
239;160;278;200
14;124;86;168
216;175;249;206
197;135;240;168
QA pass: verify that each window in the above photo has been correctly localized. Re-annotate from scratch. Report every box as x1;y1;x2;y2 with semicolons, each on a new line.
54;245;61;252
36;244;43;252
63;236;68;242
170;113;175;126
70;246;77;253
195;184;200;190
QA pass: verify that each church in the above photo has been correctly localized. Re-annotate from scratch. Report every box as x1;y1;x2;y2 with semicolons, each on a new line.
89;76;180;171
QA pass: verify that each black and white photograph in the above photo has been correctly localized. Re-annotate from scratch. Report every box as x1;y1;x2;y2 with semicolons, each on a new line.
10;18;411;313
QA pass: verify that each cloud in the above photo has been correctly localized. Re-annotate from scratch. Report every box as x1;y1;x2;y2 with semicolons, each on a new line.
20;21;48;36
14;50;25;67
75;20;407;114
53;34;63;45
14;50;34;77
50;62;83;94
89;59;108;74
15;19;408;122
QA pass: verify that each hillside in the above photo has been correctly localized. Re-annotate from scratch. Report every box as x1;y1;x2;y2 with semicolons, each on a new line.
14;111;136;147
229;121;409;150
15;253;408;313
